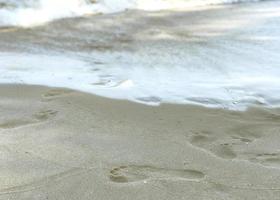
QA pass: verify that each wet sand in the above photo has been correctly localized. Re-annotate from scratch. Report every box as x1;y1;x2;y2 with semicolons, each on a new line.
0;84;280;199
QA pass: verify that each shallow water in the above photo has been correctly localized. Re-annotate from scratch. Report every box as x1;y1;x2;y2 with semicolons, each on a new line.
0;0;279;110
0;0;269;27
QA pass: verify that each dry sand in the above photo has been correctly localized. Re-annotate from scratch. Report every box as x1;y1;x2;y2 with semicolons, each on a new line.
0;84;280;199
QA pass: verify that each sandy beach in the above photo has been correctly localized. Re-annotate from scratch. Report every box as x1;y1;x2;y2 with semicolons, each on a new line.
0;1;280;199
0;84;280;199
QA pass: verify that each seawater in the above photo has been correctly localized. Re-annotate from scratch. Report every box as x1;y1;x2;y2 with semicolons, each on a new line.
0;0;279;110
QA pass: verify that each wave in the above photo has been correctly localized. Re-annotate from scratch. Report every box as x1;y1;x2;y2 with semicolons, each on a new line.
0;0;94;27
0;0;265;27
0;0;279;110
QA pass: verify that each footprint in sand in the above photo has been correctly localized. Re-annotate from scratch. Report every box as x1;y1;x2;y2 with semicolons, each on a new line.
0;109;58;130
189;131;237;160
230;125;263;143
190;131;215;147
41;89;73;101
211;143;237;159
109;165;205;183
33;110;58;121
251;153;280;168
231;136;253;143
0;119;35;129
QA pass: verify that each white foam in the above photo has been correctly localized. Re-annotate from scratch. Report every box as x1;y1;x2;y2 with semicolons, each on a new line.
0;0;279;110
95;0;263;12
0;0;94;27
0;44;280;110
0;0;263;27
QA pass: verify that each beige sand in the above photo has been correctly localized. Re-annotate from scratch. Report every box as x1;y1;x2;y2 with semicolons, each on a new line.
0;84;280;199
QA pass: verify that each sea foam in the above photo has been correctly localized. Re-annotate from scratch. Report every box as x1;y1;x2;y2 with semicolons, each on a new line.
0;0;278;110
0;0;264;27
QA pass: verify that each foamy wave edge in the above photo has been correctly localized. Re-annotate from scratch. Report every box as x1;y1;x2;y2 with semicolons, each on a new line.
0;0;265;27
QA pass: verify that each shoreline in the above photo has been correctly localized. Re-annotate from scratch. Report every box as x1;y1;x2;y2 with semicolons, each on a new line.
1;0;280;110
1;84;280;199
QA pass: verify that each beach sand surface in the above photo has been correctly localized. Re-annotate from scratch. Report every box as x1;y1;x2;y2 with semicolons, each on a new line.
0;84;280;199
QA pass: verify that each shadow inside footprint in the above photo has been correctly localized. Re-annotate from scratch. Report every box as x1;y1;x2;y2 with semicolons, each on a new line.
0;108;58;130
265;157;280;166
212;144;237;159
109;165;205;183
33;110;58;121
110;166;148;183
0;119;35;129
189;131;215;147
42;89;73;101
189;131;237;160
230;125;264;143
252;153;280;167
